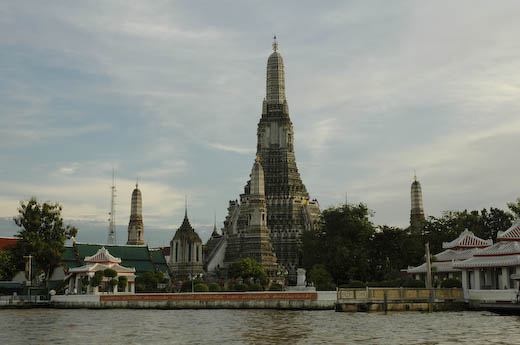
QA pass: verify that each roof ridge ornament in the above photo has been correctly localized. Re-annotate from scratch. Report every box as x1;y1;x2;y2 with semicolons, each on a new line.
273;35;278;52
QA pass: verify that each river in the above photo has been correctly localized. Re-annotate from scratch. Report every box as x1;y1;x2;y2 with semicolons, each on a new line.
1;309;519;344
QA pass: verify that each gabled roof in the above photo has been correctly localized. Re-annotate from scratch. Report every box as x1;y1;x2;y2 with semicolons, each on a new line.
474;241;520;257
84;247;121;264
69;262;135;274
0;237;17;251
406;248;479;274
442;230;492;249
497;222;520;241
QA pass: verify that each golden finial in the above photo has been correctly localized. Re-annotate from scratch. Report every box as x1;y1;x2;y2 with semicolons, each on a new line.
272;35;278;52
414;169;417;182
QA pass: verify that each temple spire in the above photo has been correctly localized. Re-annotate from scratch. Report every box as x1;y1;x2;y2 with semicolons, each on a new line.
266;37;286;105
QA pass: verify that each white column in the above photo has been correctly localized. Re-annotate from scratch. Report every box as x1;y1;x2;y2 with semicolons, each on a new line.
130;282;135;293
474;269;481;290
461;270;469;299
502;267;510;289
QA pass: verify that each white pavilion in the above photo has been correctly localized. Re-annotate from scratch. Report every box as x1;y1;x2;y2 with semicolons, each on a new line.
407;230;492;282
65;247;136;294
454;222;520;301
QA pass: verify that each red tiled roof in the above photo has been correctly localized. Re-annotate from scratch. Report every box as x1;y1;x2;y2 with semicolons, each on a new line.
0;237;18;251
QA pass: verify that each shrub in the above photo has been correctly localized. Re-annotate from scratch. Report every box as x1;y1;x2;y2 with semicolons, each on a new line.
234;283;248;291
194;283;209;292
402;279;425;288
180;280;202;292
91;270;104;287
248;283;264;291
104;268;117;279
268;283;284;291
208;283;222;292
108;278;118;290
118;276;128;291
343;280;365;288
441;278;462;288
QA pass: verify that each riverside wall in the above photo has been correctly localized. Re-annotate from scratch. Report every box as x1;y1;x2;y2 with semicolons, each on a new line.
49;291;336;310
335;288;466;312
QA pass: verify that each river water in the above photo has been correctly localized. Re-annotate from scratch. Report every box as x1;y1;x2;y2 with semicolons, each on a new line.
1;309;519;345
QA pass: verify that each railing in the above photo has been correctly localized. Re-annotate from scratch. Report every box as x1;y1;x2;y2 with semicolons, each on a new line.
467;289;517;303
337;288;463;303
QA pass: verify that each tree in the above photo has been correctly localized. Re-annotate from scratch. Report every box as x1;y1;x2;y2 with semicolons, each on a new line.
302;203;376;284
307;264;335;291
12;198;77;286
0;250;17;281
228;258;267;283
507;198;520;220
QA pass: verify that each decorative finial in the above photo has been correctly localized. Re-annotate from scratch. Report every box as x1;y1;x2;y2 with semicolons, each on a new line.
184;194;188;218
255;154;260;163
136;176;139;188
272;35;278;52
414;169;417;182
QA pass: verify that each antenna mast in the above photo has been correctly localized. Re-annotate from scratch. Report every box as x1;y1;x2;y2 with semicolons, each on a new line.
108;169;117;244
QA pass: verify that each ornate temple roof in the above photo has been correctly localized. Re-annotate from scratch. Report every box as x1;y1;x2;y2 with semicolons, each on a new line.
497;222;520;241
84;247;122;264
173;211;202;243
442;230;492;249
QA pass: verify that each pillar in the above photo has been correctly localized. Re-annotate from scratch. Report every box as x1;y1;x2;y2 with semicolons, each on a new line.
474;269;481;290
501;267;509;289
130;282;135;293
461;270;469;299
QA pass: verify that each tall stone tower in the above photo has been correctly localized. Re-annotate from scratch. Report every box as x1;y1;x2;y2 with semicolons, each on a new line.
410;173;425;230
223;157;279;277
214;39;321;284
127;183;144;245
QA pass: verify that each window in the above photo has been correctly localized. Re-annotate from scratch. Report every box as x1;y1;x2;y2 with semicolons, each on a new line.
196;246;199;262
188;242;192;262
175;242;178;262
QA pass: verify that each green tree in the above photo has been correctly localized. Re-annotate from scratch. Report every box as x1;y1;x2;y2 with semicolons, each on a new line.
302;203;376;284
507;198;520;220
228;258;267;283
12;198;77;286
0;250;17;281
307;264;335;290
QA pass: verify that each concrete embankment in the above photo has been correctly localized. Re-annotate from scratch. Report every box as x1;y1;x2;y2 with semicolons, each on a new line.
50;291;336;310
335;288;467;312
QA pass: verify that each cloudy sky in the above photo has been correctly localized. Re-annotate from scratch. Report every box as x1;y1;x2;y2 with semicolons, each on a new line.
1;1;520;246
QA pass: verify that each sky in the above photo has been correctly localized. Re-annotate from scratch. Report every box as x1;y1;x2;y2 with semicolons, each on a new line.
1;1;520;246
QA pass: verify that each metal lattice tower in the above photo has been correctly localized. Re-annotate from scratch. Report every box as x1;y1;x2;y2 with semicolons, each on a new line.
107;169;117;244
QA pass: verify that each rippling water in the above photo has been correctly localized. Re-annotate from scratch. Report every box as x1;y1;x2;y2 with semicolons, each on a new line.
1;309;519;345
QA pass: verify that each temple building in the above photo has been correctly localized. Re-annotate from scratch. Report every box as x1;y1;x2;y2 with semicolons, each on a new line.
65;247;136;294
170;208;204;281
127;183;144;245
454;222;520;301
410;173;425;230
205;39;321;284
406;230;492;282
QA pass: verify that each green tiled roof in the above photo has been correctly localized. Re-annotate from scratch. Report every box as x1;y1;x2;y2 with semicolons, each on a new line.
150;249;171;275
61;243;171;279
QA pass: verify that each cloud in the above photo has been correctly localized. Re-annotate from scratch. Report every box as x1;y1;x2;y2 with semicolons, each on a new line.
208;142;254;154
